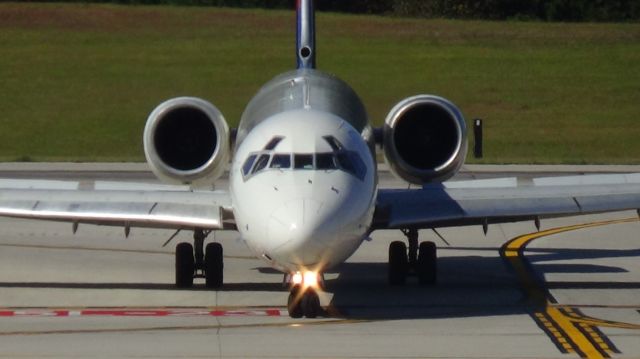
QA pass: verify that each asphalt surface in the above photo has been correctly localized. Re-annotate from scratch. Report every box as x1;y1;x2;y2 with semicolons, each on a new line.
0;164;639;358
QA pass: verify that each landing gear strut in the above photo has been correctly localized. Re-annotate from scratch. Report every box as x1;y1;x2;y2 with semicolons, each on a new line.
175;229;223;289
388;228;437;286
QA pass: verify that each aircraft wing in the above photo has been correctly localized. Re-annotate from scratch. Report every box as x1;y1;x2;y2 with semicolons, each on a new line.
373;174;640;230
0;180;234;230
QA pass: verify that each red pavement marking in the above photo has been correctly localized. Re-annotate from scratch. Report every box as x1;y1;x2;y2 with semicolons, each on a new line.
0;308;285;317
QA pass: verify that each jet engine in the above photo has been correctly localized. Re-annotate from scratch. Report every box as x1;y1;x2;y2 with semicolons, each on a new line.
383;95;467;184
144;97;230;186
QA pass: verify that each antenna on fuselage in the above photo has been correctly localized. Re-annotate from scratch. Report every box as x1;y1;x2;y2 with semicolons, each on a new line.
296;0;316;69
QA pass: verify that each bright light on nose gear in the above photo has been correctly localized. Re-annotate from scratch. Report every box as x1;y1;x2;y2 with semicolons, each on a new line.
292;272;303;285
303;271;319;288
290;271;320;289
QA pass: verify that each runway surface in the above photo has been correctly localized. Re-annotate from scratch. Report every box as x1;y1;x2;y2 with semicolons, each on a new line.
0;165;639;358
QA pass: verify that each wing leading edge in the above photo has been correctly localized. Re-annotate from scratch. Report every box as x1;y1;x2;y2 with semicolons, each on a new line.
373;174;640;230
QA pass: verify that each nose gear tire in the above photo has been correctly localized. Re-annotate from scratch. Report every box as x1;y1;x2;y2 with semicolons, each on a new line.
288;284;304;318
287;285;321;318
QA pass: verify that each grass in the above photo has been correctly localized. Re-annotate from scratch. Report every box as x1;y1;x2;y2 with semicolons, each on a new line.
0;3;639;163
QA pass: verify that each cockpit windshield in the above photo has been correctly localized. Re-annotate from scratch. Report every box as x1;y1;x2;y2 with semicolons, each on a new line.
270;154;291;169
241;136;366;181
294;154;314;170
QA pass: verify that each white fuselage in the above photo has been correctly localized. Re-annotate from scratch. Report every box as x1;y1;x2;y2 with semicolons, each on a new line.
230;110;377;272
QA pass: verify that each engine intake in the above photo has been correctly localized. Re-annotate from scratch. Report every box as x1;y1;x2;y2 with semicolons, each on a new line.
144;97;230;186
383;95;467;184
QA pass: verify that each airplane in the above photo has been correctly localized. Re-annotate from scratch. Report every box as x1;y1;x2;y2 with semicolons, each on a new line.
1;0;640;319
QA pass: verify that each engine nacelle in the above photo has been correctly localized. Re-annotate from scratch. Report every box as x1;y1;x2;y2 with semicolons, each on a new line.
144;97;230;187
383;95;467;184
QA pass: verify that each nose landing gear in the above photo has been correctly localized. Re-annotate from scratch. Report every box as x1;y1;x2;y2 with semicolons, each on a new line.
175;229;223;289
288;285;321;318
388;228;437;286
285;272;323;318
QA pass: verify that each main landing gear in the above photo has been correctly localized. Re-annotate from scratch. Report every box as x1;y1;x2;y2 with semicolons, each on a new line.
388;228;437;286
175;229;223;288
286;272;323;318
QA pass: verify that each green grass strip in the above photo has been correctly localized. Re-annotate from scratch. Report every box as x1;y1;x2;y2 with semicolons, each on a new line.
1;3;639;163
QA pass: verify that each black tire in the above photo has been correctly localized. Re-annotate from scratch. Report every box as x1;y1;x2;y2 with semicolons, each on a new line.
388;241;408;285
287;284;303;318
417;241;437;285
205;242;223;288
175;242;194;288
301;288;321;318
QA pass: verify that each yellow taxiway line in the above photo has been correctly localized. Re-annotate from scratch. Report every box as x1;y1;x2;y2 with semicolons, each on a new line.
501;217;640;359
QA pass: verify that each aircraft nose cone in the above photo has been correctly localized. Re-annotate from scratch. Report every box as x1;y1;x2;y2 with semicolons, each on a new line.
267;199;326;262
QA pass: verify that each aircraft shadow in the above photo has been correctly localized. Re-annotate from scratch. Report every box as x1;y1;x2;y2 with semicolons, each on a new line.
525;248;640;262
324;256;525;320
321;246;639;320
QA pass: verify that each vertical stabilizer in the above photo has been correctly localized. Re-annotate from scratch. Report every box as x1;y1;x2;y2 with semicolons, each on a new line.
296;0;316;69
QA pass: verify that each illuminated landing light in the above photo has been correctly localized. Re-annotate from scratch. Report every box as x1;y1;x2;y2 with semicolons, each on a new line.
291;271;320;289
292;272;303;285
303;271;319;288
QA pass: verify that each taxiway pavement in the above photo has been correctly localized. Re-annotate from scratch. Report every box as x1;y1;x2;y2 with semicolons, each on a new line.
0;165;639;358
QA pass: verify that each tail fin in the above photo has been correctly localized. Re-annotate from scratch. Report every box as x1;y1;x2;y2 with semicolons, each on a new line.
296;0;315;69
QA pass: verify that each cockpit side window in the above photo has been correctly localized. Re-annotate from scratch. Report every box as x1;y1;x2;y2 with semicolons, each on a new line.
294;154;314;170
242;137;286;180
270;154;291;169
263;136;284;151
336;152;354;173
252;154;271;174
337;151;366;181
323;136;366;180
323;136;343;151
242;154;257;177
316;152;337;170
